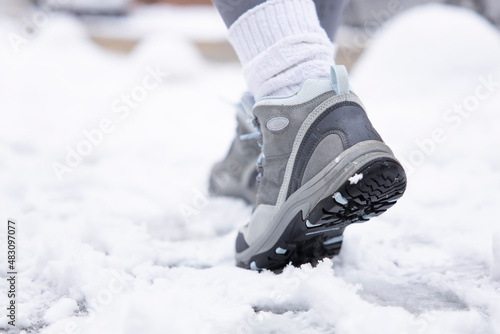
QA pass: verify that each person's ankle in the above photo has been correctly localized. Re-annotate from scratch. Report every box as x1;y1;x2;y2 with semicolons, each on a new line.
227;0;335;100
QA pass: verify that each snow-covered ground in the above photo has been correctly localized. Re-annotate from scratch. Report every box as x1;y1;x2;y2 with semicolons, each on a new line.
0;4;500;334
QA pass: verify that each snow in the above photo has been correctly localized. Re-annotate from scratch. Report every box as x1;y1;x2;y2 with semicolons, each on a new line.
43;298;79;324
333;192;349;206
40;0;130;12
348;173;363;185
0;3;500;334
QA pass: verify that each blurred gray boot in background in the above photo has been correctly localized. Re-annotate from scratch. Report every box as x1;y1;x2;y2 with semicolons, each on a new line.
208;94;261;204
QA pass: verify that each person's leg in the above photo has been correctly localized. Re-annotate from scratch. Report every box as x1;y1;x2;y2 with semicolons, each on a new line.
211;0;407;271
314;0;349;41
209;0;348;204
213;0;349;42
212;0;348;100
208;0;345;204
213;0;335;99
212;0;266;28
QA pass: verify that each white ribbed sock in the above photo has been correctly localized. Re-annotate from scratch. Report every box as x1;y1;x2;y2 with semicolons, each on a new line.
228;0;335;100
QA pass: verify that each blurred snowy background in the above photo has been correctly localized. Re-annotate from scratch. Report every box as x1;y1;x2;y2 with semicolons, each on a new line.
0;0;500;333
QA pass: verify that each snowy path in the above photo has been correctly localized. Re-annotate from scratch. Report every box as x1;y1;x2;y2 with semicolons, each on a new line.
1;4;500;334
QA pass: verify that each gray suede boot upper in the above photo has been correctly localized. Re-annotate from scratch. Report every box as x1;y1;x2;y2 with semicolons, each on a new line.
254;88;383;208
254;91;345;207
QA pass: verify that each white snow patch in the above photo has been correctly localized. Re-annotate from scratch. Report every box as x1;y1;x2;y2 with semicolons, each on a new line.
333;192;349;205
349;173;363;184
43;298;79;323
491;232;500;280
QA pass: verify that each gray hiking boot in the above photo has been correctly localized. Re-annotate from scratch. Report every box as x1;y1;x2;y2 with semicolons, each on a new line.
235;66;407;270
209;94;261;205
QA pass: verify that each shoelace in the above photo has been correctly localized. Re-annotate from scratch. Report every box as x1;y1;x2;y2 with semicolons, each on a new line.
252;118;264;183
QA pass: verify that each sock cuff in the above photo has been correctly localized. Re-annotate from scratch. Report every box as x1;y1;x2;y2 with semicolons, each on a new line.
242;33;334;99
228;0;329;64
254;60;333;99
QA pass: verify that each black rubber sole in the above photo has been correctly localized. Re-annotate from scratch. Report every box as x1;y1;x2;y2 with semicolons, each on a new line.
237;158;407;271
